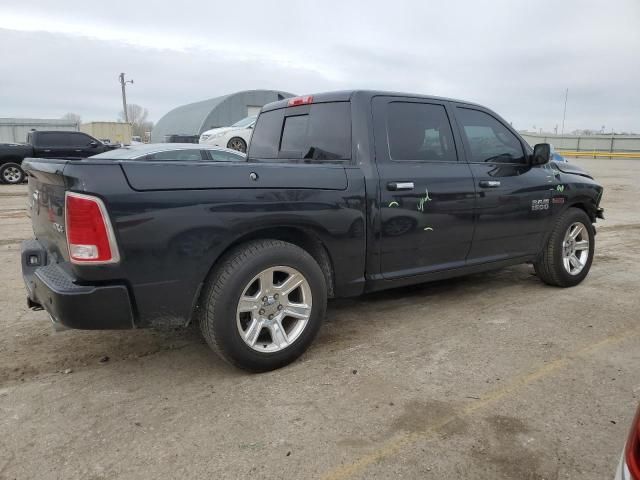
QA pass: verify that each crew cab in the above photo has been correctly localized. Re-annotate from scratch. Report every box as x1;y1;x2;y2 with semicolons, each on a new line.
0;130;114;184
21;90;604;372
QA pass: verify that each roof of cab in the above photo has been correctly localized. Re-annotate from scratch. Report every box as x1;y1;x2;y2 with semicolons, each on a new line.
260;90;482;112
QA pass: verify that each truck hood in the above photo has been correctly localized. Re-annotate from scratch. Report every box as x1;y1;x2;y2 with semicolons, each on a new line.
552;161;594;180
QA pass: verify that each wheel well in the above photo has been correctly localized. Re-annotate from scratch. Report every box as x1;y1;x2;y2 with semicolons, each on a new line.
214;228;335;298
1;158;23;165
227;136;246;145
567;202;595;222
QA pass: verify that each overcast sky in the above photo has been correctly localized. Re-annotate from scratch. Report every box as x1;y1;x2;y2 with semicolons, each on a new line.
0;0;639;133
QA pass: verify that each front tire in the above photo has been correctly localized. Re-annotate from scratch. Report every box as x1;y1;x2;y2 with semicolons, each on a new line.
0;163;25;184
199;240;327;372
227;137;247;153
534;207;595;287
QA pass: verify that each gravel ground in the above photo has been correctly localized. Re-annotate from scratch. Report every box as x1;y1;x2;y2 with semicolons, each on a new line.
0;158;639;479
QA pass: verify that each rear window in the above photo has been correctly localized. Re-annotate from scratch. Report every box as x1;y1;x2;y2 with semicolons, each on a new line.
248;102;351;162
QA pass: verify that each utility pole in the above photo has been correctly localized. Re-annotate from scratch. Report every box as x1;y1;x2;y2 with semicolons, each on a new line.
561;88;568;136
119;73;134;123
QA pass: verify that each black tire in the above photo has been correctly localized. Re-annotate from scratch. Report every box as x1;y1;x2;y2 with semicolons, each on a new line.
534;207;595;287
0;163;25;185
226;137;247;153
199;239;327;372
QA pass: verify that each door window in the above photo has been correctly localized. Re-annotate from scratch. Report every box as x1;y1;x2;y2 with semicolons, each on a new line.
456;108;526;164
66;133;94;148
386;102;457;162
36;132;67;147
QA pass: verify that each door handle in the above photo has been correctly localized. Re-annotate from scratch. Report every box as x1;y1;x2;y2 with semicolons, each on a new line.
43;149;51;153
74;149;82;152
479;180;501;188
387;182;414;191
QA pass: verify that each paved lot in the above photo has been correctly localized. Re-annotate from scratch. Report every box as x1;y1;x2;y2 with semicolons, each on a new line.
1;159;639;479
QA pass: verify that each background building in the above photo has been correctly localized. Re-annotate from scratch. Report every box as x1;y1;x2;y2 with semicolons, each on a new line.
81;122;132;145
0;118;78;143
151;90;294;143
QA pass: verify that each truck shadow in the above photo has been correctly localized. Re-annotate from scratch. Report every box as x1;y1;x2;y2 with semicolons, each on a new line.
2;265;536;384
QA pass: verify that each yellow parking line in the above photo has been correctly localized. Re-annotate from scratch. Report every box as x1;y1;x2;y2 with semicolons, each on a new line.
559;151;640;159
321;329;639;480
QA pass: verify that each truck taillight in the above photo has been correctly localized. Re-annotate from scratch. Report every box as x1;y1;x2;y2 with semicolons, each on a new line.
65;192;119;264
287;95;313;107
626;406;640;479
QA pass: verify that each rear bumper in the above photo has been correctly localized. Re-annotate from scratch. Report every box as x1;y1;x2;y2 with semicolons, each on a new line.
21;239;134;330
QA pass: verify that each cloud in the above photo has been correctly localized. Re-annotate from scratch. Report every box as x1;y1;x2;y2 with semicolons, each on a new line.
0;0;638;132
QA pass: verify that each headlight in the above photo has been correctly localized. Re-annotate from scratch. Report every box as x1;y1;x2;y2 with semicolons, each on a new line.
200;134;211;141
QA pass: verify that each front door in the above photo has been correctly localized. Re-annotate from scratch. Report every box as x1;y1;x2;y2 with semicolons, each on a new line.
372;97;476;279
452;105;553;263
65;132;98;158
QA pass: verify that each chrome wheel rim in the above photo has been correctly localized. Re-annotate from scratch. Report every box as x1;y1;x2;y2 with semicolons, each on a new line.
3;166;21;183
229;139;246;152
236;266;312;352
562;222;590;275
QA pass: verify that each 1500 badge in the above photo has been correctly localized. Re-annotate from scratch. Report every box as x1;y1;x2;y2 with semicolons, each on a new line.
531;199;549;211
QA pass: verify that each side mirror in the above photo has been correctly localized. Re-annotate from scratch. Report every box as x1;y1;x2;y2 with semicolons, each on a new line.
532;143;551;165
89;141;99;148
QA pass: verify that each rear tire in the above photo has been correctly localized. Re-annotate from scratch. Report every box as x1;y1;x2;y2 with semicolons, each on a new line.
0;163;25;184
199;239;327;372
227;137;247;153
534;207;595;287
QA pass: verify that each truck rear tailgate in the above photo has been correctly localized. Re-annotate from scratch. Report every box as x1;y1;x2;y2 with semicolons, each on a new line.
24;158;70;262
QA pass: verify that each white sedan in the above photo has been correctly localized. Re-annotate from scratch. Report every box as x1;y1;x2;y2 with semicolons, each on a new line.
199;115;257;153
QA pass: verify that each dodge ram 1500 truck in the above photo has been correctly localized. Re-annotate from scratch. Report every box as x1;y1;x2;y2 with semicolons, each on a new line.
0;130;114;184
21;90;604;372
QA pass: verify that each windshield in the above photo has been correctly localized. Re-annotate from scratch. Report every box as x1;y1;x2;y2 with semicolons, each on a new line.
231;116;257;128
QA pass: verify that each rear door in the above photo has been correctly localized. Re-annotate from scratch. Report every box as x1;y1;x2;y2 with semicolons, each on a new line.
372;97;476;279
31;132;69;158
452;105;553;262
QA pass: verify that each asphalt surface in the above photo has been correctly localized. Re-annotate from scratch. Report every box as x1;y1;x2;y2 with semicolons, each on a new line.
0;158;639;479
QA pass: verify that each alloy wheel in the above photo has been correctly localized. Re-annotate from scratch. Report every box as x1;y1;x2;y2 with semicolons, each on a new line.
236;266;312;352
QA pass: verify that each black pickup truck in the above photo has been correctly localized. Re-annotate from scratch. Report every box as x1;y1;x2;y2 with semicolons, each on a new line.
0;130;113;184
21;90;604;371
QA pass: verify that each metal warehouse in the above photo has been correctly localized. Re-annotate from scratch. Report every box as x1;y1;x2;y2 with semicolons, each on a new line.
151;90;294;143
0;118;78;143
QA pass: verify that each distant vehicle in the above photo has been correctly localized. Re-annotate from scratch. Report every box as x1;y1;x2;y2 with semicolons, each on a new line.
199;115;257;152
0;130;115;184
614;404;640;479
89;143;246;162
21;90;604;372
165;134;200;144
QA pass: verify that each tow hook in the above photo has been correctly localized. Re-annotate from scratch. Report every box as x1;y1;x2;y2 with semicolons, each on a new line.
27;297;43;311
